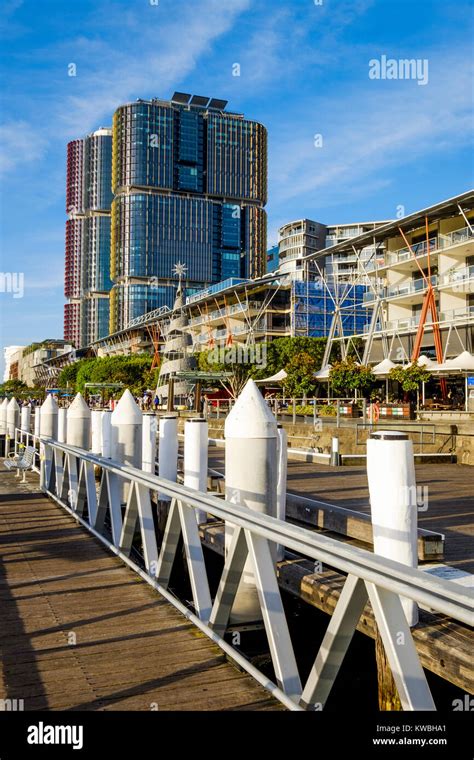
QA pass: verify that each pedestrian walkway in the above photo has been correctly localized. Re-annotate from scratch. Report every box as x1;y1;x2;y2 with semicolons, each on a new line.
0;470;280;711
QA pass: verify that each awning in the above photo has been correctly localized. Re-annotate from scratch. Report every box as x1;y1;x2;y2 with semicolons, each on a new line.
255;369;288;384
372;358;398;377
314;364;332;380
447;351;474;371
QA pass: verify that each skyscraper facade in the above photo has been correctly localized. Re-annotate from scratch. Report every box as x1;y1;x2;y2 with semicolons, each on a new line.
64;128;113;347
109;94;267;333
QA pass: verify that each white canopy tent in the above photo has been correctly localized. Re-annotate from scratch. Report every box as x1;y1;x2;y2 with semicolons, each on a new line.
314;364;332;380
427;351;474;411
372;358;399;402
447;351;474;372
254;369;288;384
372;358;397;377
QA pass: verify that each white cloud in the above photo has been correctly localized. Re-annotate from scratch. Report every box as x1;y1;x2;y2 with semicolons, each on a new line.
268;47;474;212
56;0;252;137
0;120;48;176
0;0;252;174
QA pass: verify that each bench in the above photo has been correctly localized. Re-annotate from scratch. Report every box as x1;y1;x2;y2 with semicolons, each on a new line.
4;445;36;482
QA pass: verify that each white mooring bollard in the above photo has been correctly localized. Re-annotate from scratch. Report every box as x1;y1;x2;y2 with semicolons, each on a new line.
225;379;278;624
276;424;288;561
20;405;31;434
111;390;142;504
0;398;8;436
111;390;142;468
66;393;91;449
91;410;103;455
34;407;41;437
366;430;418;626
7;397;20;439
40;395;58;439
330;436;341;466
57;408;68;443
184;417;208;524
158;415;178;501
142;413;157;473
101;411;112;458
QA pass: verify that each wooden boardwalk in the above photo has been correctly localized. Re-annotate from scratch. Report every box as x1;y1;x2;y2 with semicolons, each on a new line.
0;469;279;711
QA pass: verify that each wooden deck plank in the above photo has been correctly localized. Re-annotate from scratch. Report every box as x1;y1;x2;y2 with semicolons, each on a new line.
0;470;281;712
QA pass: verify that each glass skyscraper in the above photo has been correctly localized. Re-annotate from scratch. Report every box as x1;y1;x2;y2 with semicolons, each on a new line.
64;128;113;347
109;94;267;333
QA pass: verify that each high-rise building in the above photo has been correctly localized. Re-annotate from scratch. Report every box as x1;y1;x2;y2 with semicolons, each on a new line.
64;128;112;347
266;243;279;272
109;93;267;333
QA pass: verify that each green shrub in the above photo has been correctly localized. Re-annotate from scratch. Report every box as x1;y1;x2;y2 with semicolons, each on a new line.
318;404;337;416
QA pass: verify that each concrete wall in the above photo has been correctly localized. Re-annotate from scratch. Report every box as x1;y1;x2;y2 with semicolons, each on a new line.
202;416;474;464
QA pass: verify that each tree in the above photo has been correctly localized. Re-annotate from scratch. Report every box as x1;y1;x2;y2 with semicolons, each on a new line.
57;361;83;390
0;379;28;395
58;356;154;396
197;347;258;398
282;352;318;398
252;336;330;383
389;363;432;395
329;358;375;397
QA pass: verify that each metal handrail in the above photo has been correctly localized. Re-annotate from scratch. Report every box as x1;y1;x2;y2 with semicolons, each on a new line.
29;436;474;710
40;439;472;617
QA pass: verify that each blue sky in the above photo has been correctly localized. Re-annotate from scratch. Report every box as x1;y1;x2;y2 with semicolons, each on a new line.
0;0;473;376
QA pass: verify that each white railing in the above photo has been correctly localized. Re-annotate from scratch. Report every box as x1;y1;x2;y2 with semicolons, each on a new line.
125;304;171;329
27;435;474;711
438;305;474;323
439;226;474;249
387;275;438;299
439;265;474;287
387;237;438;266
189;301;262;328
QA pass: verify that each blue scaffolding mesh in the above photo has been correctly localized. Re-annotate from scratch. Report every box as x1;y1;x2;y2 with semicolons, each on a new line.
293;279;367;337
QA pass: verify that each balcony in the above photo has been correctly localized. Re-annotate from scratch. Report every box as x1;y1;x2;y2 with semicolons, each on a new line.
188;300;263;327
385;237;438;268
363;305;474;335
439;225;474;253
438;264;474;291
363;284;386;303
387;275;437;299
438;305;474;324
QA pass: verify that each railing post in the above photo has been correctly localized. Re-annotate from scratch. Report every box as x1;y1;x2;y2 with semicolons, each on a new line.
336;399;340;428
292;398;296;425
